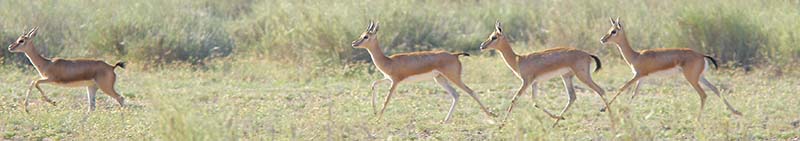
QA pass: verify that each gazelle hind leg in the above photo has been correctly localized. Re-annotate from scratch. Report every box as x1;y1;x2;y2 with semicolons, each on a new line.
87;85;98;112
440;64;496;118
683;67;708;121
434;76;459;123
573;65;615;128
700;77;742;115
528;82;559;119
552;75;577;127
95;72;124;107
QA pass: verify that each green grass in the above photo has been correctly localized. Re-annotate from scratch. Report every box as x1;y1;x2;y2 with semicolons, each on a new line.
1;56;798;140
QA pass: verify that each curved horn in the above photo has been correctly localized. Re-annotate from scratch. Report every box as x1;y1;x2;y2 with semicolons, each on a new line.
495;20;502;32
371;21;379;33
26;26;39;37
366;20;374;31
609;17;616;25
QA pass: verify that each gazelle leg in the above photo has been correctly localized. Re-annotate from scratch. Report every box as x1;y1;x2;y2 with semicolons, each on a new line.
434;76;460;123
630;80;642;99
31;79;56;106
687;79;708;121
440;68;497;118
95;73;125;107
574;67;615;128
87;85;98;112
530;82;537;100
601;74;643;112
700;77;742;115
552;75;577;127
376;80;399;122
501;79;532;126
529;82;559;119
369;79;390;114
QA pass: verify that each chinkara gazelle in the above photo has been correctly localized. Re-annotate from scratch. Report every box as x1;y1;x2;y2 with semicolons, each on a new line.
351;21;497;123
599;17;742;119
8;27;126;112
479;21;613;127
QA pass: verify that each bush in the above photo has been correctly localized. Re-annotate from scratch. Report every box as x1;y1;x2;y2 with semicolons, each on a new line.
673;8;770;67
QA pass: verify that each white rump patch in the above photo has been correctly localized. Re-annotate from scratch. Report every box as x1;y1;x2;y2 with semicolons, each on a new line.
534;67;571;82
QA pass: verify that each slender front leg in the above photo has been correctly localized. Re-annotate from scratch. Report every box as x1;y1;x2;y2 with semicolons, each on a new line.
23;80;36;113
601;74;643;112
553;75;577;127
87;85;98;112
629;80;642;99
500;79;532;127
31;79;56;106
434;76;460;123
376;81;399;122
369;79;389;114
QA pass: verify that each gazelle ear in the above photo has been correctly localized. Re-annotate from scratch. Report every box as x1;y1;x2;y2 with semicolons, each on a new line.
495;20;502;33
615;17;623;29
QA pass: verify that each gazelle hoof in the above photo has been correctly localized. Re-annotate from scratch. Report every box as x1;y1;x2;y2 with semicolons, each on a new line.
732;111;742;116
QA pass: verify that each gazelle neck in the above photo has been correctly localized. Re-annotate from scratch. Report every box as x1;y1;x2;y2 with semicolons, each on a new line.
495;42;520;73
21;43;51;75
614;35;639;65
365;44;391;70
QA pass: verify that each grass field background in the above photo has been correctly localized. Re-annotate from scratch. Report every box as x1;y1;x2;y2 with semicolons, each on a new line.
1;0;799;140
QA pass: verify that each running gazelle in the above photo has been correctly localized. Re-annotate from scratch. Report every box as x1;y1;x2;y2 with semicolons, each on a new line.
8;27;126;112
480;21;613;127
351;21;496;123
599;17;742;118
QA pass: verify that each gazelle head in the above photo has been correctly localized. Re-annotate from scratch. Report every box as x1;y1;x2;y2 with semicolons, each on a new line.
479;21;508;51
351;21;380;49
600;17;625;45
8;27;39;53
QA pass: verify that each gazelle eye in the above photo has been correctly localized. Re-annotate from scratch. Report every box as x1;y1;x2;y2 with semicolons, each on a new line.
611;30;617;34
363;36;368;39
491;36;497;40
18;40;23;43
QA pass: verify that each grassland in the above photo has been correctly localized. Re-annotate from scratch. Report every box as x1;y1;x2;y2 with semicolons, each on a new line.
2;56;799;140
1;0;799;140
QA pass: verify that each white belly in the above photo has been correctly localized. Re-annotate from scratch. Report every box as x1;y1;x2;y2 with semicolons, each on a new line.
534;67;571;82
642;66;683;79
398;70;441;83
54;80;96;87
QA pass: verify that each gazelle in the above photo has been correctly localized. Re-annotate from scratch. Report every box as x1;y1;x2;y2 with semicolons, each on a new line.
598;17;742;118
351;21;496;123
480;21;612;127
8;27;126;112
